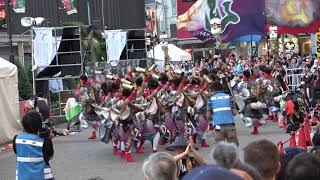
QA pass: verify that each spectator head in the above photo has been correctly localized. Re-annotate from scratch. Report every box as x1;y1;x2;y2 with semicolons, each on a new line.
274;61;282;69
211;142;238;169
243;70;251;78
244;140;280;180
312;130;320;146
182;165;242;180
22;112;43;134
230;169;254;180
286;152;320;180
142;152;177;180
208;81;224;93
276;147;305;180
234;162;262;180
305;64;311;71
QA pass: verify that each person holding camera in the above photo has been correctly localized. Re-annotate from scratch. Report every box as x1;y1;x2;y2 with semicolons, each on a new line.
302;64;314;106
13;112;55;180
166;136;205;179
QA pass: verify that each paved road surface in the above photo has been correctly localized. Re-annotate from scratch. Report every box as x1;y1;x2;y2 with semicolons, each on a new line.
0;118;289;180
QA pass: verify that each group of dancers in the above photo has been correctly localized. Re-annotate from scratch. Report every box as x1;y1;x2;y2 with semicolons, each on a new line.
75;58;315;162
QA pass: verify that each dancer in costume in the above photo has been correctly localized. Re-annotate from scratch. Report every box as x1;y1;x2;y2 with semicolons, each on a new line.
76;75;98;139
115;84;137;162
185;77;210;147
242;85;268;135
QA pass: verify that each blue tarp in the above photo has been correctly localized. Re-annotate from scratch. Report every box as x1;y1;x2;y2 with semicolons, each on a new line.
229;35;263;47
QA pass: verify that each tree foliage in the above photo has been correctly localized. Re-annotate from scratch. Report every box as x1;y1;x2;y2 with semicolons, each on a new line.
15;60;33;100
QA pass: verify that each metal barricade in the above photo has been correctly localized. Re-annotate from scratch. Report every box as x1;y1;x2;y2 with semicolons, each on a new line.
285;68;304;90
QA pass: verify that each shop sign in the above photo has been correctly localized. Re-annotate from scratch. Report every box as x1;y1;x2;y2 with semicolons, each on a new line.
316;32;320;57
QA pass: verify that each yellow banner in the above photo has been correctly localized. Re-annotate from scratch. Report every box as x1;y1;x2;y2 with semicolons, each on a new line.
316;32;320;58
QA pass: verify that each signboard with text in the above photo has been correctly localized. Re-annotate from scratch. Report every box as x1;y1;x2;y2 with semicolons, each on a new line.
316;32;320;58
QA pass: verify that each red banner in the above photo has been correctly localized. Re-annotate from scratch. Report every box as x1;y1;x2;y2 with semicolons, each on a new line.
176;0;194;39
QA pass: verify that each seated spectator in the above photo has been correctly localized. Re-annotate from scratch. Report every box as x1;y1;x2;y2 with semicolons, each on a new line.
142;152;177;180
244;140;280;180
276;147;305;180
286;153;320;180
166;136;205;179
182;165;243;180
210;142;262;180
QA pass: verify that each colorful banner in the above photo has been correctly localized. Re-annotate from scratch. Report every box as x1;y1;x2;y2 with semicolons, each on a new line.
176;0;195;39
265;0;320;34
192;28;215;43
176;0;265;43
0;1;5;21
13;0;25;13
316;32;320;58
62;0;77;15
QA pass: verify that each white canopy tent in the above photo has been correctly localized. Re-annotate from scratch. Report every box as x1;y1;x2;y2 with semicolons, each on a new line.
147;44;192;69
0;57;22;144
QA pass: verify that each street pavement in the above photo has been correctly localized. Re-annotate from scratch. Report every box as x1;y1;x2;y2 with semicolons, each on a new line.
0;118;289;180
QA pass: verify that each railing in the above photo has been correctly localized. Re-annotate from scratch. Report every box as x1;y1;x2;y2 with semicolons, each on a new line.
285;68;304;90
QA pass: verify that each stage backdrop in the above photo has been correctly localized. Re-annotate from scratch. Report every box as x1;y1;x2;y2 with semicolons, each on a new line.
176;0;265;43
265;0;320;34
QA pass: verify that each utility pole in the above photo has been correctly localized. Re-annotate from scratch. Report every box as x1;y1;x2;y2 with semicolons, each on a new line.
101;0;105;29
5;0;14;63
87;0;91;25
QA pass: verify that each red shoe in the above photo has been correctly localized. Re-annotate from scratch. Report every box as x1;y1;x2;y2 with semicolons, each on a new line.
120;150;126;159
136;145;144;154
126;153;136;162
250;127;258;135
201;139;209;147
265;115;274;121
88;131;96;139
192;134;198;144
113;146;118;156
272;115;278;122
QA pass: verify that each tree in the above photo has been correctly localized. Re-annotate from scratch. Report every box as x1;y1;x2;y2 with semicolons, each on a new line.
15;60;33;100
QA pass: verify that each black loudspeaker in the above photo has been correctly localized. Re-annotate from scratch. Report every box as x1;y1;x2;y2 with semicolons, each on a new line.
120;30;146;61
60;54;81;76
37;27;81;78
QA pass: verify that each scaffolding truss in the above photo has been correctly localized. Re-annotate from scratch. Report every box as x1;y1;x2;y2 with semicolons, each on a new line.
105;28;149;69
31;26;87;119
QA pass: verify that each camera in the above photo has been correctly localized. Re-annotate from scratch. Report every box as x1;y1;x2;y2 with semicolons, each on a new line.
39;120;52;138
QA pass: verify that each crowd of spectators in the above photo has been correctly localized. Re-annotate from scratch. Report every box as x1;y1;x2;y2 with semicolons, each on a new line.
142;132;320;180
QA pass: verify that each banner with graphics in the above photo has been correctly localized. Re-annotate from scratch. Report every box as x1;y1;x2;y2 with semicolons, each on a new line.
0;1;5;29
176;0;265;43
0;0;25;14
62;0;77;15
316;32;320;58
12;0;25;13
0;1;5;21
265;0;320;34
